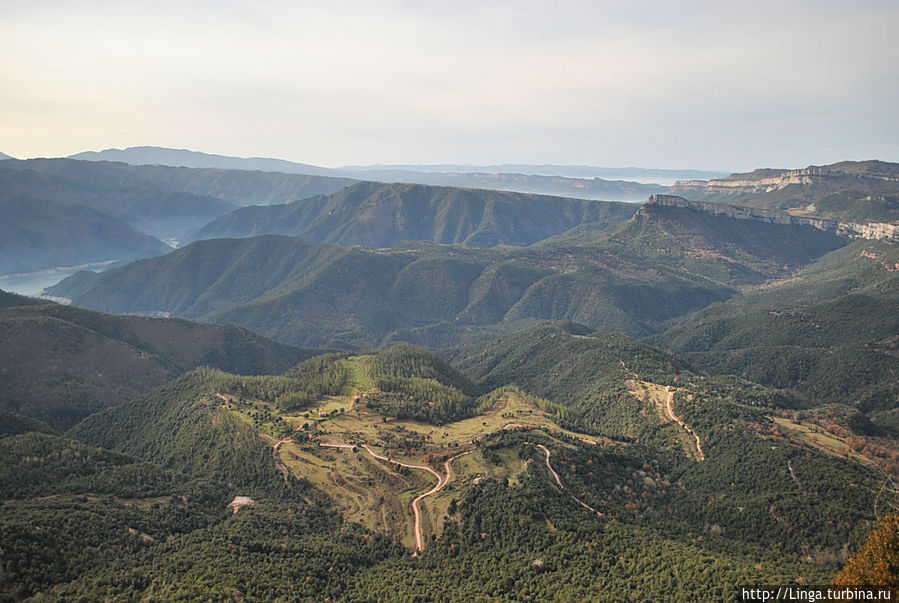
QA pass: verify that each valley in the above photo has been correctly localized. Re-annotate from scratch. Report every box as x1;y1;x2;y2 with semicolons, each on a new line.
5;0;899;595
3;155;899;599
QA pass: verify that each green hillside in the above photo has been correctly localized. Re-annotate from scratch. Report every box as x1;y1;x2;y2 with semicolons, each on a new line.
49;233;731;347
654;240;899;416
0;409;55;439
67;371;299;498
0;293;309;429
814;190;899;224
8;331;886;598
191;181;639;247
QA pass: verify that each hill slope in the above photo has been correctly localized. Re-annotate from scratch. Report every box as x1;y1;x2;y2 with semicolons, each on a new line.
46;234;730;347
0;158;356;241
190;181;639;247
654;239;899;417
0;292;308;429
43;333;895;597
0;196;171;275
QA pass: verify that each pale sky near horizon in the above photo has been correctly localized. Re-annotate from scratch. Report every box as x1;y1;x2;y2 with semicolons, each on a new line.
1;0;897;171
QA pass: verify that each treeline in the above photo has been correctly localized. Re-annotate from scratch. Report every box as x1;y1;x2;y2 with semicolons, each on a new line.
372;344;479;396
205;353;349;411
366;345;480;424
66;371;306;501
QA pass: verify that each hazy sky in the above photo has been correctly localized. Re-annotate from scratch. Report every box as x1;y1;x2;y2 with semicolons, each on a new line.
1;0;897;171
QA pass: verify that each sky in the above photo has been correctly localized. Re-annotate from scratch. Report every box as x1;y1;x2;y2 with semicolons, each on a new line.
1;0;897;172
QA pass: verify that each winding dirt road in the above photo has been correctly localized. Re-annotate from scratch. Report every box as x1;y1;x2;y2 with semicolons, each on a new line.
664;390;705;461
537;444;602;517
272;436;293;481
787;460;806;494
320;442;469;551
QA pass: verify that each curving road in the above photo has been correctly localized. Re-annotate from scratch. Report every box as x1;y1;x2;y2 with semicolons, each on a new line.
664;390;705;461
537;444;602;517
272;436;293;481
320;442;469;551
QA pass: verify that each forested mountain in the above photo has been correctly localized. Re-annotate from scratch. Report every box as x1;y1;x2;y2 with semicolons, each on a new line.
3;327;891;598
190;181;638;247
0;409;55;438
654;239;899;423
0;158;356;242
0;196;171;275
49;198;851;348
0;291;309;429
673;160;899;224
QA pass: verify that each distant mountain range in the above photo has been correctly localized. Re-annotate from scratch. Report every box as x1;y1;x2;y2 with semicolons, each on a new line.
71;145;338;177
344;163;727;182
332;170;667;201
72;147;726;182
70;146;672;201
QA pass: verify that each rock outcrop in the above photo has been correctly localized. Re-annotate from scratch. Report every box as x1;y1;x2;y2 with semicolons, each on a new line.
642;195;899;241
673;162;899;198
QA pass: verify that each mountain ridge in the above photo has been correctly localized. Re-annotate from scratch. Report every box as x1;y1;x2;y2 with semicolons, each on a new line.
48;198;852;347
189;181;639;247
672;160;899;224
69;146;669;201
645;194;899;240
0;196;172;275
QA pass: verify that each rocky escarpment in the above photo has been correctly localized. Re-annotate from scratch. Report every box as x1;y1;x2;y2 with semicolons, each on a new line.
673;160;899;198
642;195;899;241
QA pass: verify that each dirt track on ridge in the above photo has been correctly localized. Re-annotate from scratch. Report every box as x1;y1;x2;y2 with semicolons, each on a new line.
319;442;469;551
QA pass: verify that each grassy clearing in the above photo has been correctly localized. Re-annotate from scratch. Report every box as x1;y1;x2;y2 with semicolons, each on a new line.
771;416;875;467
342;355;375;394
231;355;606;546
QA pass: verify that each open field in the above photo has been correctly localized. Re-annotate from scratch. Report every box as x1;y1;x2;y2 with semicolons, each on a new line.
771;416;875;468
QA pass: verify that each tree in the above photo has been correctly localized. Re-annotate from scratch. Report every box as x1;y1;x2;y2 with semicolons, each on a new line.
833;514;899;596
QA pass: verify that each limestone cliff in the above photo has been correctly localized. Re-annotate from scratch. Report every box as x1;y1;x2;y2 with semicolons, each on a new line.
642;195;899;241
673;161;899;198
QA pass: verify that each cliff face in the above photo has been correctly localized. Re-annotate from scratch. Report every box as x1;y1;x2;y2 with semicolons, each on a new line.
642;195;899;241
672;161;899;199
